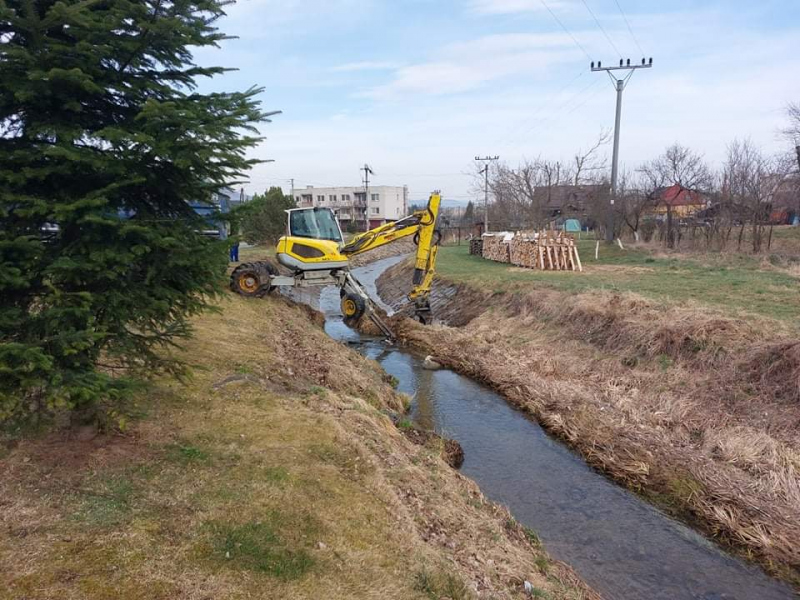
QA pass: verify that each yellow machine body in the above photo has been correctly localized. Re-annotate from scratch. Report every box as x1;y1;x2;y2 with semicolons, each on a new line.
276;237;349;271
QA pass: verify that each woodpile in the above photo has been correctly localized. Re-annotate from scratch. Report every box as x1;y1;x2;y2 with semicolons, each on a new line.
481;234;511;263
481;231;582;271
469;238;483;256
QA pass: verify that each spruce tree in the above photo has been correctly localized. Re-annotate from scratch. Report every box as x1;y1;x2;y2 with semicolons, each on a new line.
0;0;266;423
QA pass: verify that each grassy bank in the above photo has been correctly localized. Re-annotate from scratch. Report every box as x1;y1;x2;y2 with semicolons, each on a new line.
0;292;594;600
378;259;800;588
435;242;800;322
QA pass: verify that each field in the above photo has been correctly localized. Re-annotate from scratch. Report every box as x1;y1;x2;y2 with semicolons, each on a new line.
0;291;592;600
436;238;800;322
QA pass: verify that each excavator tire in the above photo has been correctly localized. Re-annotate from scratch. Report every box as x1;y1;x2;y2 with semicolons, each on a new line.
230;261;278;298
340;292;366;322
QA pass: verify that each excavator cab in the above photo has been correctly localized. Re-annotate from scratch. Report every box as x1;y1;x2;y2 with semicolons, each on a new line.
276;207;349;272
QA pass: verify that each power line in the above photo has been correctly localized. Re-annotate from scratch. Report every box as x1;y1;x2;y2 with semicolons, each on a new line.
499;68;587;147
612;0;645;57
509;77;602;146
579;0;622;58
539;0;592;62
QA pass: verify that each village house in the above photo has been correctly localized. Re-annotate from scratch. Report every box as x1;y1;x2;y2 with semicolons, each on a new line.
649;184;708;218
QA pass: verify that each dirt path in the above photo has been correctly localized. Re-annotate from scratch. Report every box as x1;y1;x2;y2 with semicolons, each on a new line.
377;260;800;589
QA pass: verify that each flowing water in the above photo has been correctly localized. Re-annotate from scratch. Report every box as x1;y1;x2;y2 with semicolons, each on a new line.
317;256;796;600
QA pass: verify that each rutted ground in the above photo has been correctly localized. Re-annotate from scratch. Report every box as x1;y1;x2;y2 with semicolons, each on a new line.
378;259;800;588
0;291;595;600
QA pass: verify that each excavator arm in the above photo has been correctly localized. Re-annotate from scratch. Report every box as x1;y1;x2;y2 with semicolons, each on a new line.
341;192;441;323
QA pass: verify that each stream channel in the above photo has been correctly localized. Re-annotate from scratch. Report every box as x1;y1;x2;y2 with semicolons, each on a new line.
310;255;795;600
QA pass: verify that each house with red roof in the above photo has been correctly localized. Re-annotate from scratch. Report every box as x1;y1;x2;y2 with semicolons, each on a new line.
649;184;707;218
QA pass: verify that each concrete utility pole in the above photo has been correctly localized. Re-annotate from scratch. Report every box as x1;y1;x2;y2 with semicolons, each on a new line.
475;155;499;233
592;57;653;242
290;178;295;200
361;163;374;232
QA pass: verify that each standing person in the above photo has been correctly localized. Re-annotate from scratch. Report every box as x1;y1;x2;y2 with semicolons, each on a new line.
229;241;239;262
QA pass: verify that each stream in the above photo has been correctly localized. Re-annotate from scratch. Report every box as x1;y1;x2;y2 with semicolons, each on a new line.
317;255;796;600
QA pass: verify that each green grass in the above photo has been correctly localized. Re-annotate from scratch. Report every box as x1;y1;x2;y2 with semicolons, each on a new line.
413;568;474;600
76;475;136;526
165;442;212;464
205;517;316;580
436;243;800;321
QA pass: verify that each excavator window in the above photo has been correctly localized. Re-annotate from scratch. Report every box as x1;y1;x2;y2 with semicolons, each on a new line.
289;208;343;243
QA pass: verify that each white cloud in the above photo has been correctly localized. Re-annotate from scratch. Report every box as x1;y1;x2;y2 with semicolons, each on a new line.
331;61;400;72
362;32;586;99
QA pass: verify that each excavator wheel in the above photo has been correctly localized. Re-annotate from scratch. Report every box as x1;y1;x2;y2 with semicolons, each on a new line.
230;261;278;298
340;292;366;322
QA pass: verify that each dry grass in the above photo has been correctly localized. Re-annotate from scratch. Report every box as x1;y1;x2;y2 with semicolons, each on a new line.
379;260;800;587
0;292;595;600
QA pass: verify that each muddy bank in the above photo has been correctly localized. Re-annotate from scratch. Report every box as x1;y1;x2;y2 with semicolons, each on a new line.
377;259;800;587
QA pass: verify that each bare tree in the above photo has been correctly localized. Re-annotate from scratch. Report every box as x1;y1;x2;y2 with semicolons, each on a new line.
638;144;713;248
724;139;792;253
617;170;651;241
572;129;611;186
783;102;800;146
488;158;574;230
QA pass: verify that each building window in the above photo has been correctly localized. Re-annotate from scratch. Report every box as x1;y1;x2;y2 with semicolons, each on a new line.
371;193;379;202
329;195;337;203
371;207;379;215
317;195;325;202
295;196;301;203
342;194;350;202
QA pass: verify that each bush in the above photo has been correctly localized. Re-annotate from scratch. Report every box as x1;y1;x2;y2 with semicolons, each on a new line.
235;187;296;245
0;1;267;424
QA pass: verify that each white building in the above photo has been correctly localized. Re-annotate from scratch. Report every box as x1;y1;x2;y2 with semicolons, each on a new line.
293;185;408;231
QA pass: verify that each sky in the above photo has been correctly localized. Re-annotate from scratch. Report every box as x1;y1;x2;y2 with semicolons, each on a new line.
195;0;800;204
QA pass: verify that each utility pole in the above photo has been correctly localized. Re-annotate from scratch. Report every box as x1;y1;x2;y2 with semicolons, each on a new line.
290;178;295;200
592;57;653;242
361;163;374;232
475;155;499;233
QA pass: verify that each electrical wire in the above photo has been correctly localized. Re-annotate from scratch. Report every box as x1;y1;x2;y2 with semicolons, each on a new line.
612;0;645;57
539;0;592;62
501;69;587;146
579;0;622;58
507;77;601;148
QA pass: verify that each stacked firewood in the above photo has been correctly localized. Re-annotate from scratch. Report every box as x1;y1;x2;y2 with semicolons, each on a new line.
481;234;511;263
469;238;483;256
481;231;582;271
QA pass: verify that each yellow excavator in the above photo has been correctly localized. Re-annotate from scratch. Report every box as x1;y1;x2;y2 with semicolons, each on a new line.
230;192;442;336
